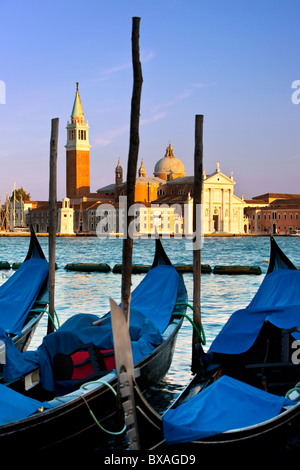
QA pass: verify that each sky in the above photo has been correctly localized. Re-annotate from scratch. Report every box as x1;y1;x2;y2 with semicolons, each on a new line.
0;0;299;203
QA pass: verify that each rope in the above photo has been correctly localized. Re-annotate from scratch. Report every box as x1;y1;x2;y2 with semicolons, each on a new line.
173;302;206;345
79;379;126;436
30;303;60;330
34;300;60;328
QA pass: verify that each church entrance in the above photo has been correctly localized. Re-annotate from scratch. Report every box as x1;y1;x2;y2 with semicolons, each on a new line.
213;215;219;232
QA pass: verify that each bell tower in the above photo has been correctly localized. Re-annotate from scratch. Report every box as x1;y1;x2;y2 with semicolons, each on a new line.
115;158;123;186
65;83;91;199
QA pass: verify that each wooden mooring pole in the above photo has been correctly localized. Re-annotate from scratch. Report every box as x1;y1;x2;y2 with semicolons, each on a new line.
192;114;203;372
48;117;59;335
121;17;143;322
111;17;143;451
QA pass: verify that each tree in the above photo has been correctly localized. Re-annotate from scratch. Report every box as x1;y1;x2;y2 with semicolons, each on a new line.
10;187;31;202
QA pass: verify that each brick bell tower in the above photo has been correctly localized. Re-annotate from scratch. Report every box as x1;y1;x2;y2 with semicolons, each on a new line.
65;83;91;198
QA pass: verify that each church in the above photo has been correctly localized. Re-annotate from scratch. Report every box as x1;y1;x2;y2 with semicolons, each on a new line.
97;141;247;235
20;83;300;236
26;83;247;236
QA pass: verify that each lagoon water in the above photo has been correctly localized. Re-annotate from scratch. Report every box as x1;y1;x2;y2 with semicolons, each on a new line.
1;235;300;449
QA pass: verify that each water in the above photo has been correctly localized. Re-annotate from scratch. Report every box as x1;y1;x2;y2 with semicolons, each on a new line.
1;235;300;449
1;235;300;375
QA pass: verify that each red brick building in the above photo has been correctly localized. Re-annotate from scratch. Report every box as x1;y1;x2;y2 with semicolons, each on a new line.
244;193;300;234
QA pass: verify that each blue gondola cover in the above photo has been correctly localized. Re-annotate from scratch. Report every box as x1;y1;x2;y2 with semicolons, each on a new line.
0;258;49;341
0;383;51;425
209;269;300;355
162;375;294;444
4;264;180;394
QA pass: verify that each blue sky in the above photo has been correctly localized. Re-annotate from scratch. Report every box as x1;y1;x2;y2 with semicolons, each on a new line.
0;0;299;203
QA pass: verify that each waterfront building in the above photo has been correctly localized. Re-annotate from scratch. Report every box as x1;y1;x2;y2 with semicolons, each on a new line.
26;202;51;233
27;199;75;235
98;154;166;204
86;199;180;237
244;193;300;234
1;199;37;232
30;86;300;237
153;161;247;235
57;198;74;235
97;142;246;236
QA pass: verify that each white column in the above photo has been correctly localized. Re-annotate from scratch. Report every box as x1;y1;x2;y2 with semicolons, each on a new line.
229;189;232;233
209;188;213;233
222;189;225;232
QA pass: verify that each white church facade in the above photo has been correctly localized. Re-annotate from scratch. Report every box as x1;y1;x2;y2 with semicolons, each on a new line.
202;164;247;234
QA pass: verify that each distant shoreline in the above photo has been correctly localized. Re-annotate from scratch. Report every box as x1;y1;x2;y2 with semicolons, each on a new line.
0;232;294;238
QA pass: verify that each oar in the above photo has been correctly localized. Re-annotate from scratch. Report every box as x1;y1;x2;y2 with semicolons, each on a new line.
110;297;140;450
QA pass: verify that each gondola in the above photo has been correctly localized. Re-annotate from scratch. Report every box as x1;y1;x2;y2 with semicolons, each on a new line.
0;238;187;452
0;226;49;364
134;236;300;454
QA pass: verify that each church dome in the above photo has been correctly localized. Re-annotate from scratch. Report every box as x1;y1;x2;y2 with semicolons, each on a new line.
154;142;185;180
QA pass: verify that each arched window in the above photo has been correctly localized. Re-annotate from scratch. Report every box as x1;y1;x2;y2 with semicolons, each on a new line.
157;189;165;196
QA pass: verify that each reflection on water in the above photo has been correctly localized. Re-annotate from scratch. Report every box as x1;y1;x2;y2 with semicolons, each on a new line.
0;235;299;447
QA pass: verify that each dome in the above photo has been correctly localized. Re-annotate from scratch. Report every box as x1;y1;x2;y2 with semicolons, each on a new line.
154;142;185;180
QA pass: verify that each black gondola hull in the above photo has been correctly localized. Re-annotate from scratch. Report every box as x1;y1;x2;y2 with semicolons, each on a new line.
0;238;186;452
134;372;300;453
0;317;183;452
134;236;300;453
0;227;48;372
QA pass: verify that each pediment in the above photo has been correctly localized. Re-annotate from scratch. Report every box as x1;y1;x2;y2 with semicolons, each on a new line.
232;194;246;205
204;171;235;186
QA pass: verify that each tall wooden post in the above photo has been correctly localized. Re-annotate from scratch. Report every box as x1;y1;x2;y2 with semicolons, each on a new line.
192;114;203;372
48;117;59;334
121;17;143;321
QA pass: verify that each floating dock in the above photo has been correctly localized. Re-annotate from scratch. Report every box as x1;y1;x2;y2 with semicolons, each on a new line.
0;261;10;269
174;264;212;274
3;261;264;275
213;265;262;275
112;264;150;274
112;264;213;274
11;262;58;270
65;263;111;272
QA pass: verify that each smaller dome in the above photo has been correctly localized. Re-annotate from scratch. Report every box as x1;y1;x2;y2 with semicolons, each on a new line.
154;142;185;180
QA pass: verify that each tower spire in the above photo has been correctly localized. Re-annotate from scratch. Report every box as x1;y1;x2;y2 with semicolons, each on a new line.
71;82;85;123
138;159;146;177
